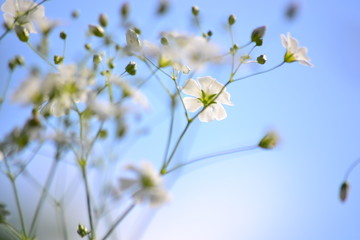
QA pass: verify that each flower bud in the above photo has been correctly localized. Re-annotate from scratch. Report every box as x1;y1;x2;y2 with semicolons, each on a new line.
228;14;236;25
15;55;25;66
157;0;169;15
84;43;92;51
15;25;29;42
93;54;102;65
339;181;349;202
126;28;141;50
257;54;267;64
98;13;108;27
161;37;169;46
125;61;137;75
108;59;115;69
251;26;266;43
71;10;80;19
60;31;67;40
192;6;199;16
258;131;279;149
120;2;129;20
54;55;64;64
77;224;90;238
89;24;104;37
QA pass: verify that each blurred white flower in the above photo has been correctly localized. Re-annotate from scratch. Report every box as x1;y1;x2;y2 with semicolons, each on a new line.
119;162;170;207
126;28;141;51
86;92;120;120
12;75;42;104
0;151;3;162
1;0;45;33
281;32;313;67
182;76;233;122
41;64;95;117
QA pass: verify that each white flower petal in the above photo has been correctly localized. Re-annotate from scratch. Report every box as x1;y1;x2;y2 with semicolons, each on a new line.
216;90;233;106
119;178;138;190
198;76;216;93
126;28;142;50
182;78;201;97
212;103;227;120
183;97;202;112
198;107;215;122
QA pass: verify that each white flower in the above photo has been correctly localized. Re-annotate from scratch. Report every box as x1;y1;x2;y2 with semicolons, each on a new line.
126;28;141;51
182;76;233;122
1;0;45;33
281;32;313;67
119;162;170;207
86;92;120;120
12;75;42;104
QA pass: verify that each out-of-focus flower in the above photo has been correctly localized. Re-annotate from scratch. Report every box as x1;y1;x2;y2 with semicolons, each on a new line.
281;32;313;67
12;75;42;104
126;28;142;51
86;92;121;120
182;76;233;122
119;162;170;207
1;0;45;33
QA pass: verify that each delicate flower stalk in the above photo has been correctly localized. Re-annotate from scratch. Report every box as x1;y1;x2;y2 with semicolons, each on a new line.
281;32;313;67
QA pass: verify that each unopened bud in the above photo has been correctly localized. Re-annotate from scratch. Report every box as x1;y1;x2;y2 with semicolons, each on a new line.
54;55;64;64
207;30;213;37
71;10;80;19
93;54;102;64
84;43;92;51
120;2;129;20
157;0;169;15
251;26;266;43
77;224;90;238
125;61;137;75
258;131;279;149
89;25;104;37
15;25;29;42
340;181;350;202
126;29;141;50
99;129;108;139
98;13;108;27
108;59;115;69
161;37;168;46
60;31;67;40
257;54;267;64
228;14;236;25
192;6;199;16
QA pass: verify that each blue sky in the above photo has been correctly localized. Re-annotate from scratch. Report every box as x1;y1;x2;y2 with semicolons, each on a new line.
1;0;360;239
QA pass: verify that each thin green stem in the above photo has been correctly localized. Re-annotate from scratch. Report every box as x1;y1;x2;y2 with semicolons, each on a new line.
162;99;176;166
0;70;14;113
233;61;285;82
81;164;96;240
143;56;173;80
3;157;27;238
29;159;59;237
344;158;360;180
166;145;258;174
26;42;57;70
101;203;135;240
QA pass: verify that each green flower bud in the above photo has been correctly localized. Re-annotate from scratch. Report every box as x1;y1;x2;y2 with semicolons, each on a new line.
15;25;29;42
98;13;108;27
257;54;267;64
207;30;213;37
157;0;169;15
251;26;266;43
84;43;92;51
125;61;137;75
228;14;236;25
54;55;64;64
60;31;67;40
89;24;104;37
115;44;121;51
108;59;115;69
192;6;199;16
99;129;108;139
77;224;90;238
93;54;102;64
258;131;279;149
15;55;25;66
71;10;80;19
120;2;129;20
161;37;168;46
340;181;349;202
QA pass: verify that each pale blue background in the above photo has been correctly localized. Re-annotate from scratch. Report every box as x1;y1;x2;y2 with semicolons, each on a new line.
1;0;360;239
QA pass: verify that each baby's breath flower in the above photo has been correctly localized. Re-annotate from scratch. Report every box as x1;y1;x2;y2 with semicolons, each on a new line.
182;76;233;122
126;28;142;51
1;0;45;33
119;162;170;207
281;32;313;67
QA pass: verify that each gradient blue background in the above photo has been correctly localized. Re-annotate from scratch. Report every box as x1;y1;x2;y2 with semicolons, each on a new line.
1;0;360;239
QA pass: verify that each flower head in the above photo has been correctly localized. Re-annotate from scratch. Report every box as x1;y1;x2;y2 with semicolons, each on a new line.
281;33;313;67
182;76;233;122
1;0;45;33
119;162;170;207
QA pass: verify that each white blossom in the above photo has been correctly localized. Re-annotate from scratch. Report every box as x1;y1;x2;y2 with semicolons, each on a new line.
182;76;233;122
126;28;141;51
119;162;170;207
12;75;42;104
281;32;313;67
1;0;45;33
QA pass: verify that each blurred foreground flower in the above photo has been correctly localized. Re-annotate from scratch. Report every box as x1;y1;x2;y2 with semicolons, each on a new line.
339;181;349;202
119;162;170;207
1;0;45;33
182;76;233;122
281;32;313;67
